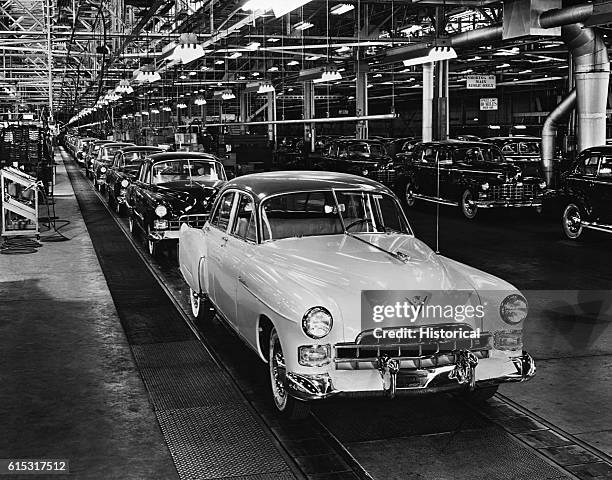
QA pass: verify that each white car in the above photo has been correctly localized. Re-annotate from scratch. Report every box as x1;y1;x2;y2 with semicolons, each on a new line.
179;171;535;419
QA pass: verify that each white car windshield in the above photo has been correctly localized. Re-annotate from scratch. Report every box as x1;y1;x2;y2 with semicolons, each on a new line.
151;159;225;184
261;190;410;241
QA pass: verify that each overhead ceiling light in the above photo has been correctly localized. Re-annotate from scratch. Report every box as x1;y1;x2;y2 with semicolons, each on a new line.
246;41;261;50
519;69;532;74
228;52;242;59
300;64;343;83
222;89;235;100
268;66;279;72
180;74;187;79
496;63;510;69
330;3;354;15
514;125;527;129
201;66;211;71
267;37;280;42
195;96;207;105
215;60;225;64
141;111;150;116
189;71;197;76
162;106;172;112
242;0;313;18
151;108;160;114
401;46;457;67
373;73;382;78
168;33;205;65
294;21;314;31
177;102;187;109
466;56;481;62
252;72;260;76
287;60;300;66
336;46;351;53
115;79;134;94
257;81;275;94
306;55;321;61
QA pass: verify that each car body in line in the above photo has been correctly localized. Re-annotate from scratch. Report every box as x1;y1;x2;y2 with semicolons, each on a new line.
393;140;548;219
485;136;545;177
126;152;227;257
84;140;114;178
106;145;165;215
91;142;135;193
178;171;535;419
317;139;393;181
74;137;97;165
558;146;612;239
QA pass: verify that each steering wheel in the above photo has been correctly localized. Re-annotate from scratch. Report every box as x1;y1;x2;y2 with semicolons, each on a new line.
345;218;375;232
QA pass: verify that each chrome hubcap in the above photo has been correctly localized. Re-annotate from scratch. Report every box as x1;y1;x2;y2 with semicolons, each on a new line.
405;184;415;206
190;289;200;317
463;193;476;215
270;332;287;409
565;206;581;234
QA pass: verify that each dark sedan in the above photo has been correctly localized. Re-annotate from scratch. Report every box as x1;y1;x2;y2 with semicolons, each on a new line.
317;139;393;180
394;140;547;219
107;145;165;215
558;146;612;239
485;136;544;177
125;152;227;257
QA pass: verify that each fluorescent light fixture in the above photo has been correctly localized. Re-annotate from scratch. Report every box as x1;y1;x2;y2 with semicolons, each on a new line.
151;108;160;114
330;3;354;15
241;0;313;18
401;46;457;67
514;125;527;129
215;60;225;65
467;56;481;62
141;111;150;116
177;102;187;109
180;74;187;80
306;55;321;61
373;73;382;78
300;64;343;83
495;63;510;69
246;42;261;50
519;69;532;74
268;66;279;72
336;46;351;53
252;72;260;76
489;125;501;129
287;60;300;66
267;37;280;42
228;52;242;59
294;21;314;31
162;106;172;112
189;71;197;76
195;96;207;105
201;66;211;71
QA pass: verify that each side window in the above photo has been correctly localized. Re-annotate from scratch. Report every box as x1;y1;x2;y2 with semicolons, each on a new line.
422;147;437;164
599;156;612;178
210;192;235;231
583;156;599;176
231;194;257;242
438;149;452;165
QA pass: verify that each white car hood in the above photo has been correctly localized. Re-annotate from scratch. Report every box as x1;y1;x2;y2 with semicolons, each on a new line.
257;234;483;342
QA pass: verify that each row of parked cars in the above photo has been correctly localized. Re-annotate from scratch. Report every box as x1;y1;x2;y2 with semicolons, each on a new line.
63;132;536;419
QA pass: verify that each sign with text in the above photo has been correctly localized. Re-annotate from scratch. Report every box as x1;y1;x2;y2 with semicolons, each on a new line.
479;97;498;111
467;75;496;89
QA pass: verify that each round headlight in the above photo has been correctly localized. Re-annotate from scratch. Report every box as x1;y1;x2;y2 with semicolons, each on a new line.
481;182;490;191
500;294;528;324
121;179;129;188
302;307;333;339
155;205;167;218
539;181;547;189
100;166;107;173
362;169;369;176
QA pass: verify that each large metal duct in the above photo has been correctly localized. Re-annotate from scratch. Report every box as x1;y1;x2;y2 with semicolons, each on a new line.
541;89;576;183
562;23;609;152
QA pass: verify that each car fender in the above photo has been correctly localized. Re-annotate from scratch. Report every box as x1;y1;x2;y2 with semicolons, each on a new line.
178;223;209;294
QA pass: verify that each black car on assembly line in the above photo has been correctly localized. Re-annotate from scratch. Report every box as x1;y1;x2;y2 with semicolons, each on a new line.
125;152;227;257
106;145;164;215
394;140;548;219
558;146;612;239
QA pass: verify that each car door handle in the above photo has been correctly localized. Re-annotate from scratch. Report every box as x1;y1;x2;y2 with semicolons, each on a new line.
220;236;229;247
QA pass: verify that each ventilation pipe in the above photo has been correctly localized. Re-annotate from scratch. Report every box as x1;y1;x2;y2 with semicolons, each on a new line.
541;89;576;184
562;23;609;152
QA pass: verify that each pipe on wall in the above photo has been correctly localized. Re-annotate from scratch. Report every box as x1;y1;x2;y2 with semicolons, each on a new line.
562;23;609;152
541;89;576;184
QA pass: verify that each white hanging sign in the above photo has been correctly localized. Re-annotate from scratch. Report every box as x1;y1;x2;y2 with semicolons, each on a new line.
467;75;496;89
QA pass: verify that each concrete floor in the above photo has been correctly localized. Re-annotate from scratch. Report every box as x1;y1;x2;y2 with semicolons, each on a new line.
0;159;178;479
408;204;612;460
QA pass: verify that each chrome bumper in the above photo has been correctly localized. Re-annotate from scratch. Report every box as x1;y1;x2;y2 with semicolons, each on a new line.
286;351;535;401
147;229;180;241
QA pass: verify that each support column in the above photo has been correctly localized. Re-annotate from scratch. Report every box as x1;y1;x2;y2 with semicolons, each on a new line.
422;62;434;142
355;67;368;140
434;60;449;140
267;91;276;145
303;81;315;153
239;92;248;134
